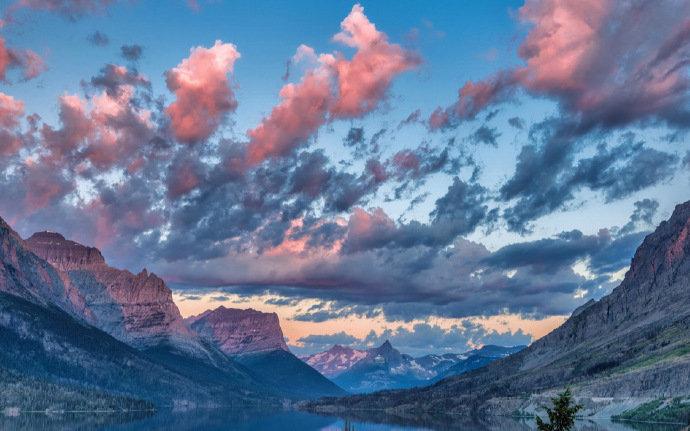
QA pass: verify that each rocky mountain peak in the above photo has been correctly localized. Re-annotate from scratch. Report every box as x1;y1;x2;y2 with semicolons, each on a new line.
22;230;200;352
0;216;90;317
301;344;368;378
26;231;105;271
187;306;289;355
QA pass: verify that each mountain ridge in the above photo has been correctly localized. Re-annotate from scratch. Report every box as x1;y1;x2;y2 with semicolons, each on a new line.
304;340;523;393
187;305;346;399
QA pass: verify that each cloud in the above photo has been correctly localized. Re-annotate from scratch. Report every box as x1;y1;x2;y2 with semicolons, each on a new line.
87;31;109;47
0;37;45;82
508;117;525;129
245;4;418;165
8;0;115;20
468;125;500;147
120;44;143;61
88;63;150;96
362;322;531;356
432;1;690;130
165;40;240;143
0;92;25;156
500;126;678;233
429;71;518;130
296;331;359;349
398;109;421;129
326;4;421;117
246;67;331;164
341;178;491;253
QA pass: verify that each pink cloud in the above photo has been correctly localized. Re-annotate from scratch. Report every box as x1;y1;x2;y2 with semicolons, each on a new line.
431;0;690;129
326;4;420;118
40;69;154;170
245;4;418;166
165;40;240;144
0;37;45;82
0;92;24;128
167;157;202;198
22;161;74;212
246;70;332;165
0;92;25;156
10;0;115;19
392;150;420;174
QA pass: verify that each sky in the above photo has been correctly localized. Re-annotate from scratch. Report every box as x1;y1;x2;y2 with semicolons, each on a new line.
0;0;688;357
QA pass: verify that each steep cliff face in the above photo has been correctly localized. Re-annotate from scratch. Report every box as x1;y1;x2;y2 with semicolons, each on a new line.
25;232;105;271
309;201;690;416
188;306;346;399
0;217;270;408
0;222;89;319
186;306;289;355
25;232;198;352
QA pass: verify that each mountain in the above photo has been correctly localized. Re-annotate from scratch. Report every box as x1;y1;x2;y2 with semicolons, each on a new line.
186;306;288;355
0;218;268;409
188;306;346;399
307;201;690;418
435;345;526;381
25;232;206;356
304;341;522;393
413;352;468;377
301;345;368;378
332;341;442;393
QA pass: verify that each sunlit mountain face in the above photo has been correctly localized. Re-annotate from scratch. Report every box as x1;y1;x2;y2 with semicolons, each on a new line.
0;0;688;357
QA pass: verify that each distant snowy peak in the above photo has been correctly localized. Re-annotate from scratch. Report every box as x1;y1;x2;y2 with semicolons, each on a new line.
301;344;368;377
307;340;526;393
187;306;289;355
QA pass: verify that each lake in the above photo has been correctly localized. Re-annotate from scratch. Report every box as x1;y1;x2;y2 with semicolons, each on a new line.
0;409;685;430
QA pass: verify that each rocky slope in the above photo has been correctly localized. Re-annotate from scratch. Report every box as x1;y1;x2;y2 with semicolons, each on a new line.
332;341;432;393
0;218;273;409
25;232;204;355
434;345;526;381
186;306;289;355
301;345;368;378
0;291;264;409
0;221;88;319
307;201;690;417
188;306;346;399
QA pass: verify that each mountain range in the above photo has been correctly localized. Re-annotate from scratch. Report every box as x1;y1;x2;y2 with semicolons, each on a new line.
306;201;690;420
0;218;343;411
187;306;345;399
303;341;523;393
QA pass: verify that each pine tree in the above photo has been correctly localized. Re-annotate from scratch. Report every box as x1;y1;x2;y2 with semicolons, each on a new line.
535;388;582;431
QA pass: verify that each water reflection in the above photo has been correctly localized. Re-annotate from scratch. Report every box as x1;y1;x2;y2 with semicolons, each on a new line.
0;409;684;430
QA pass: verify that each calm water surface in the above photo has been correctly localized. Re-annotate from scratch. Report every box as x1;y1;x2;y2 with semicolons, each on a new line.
0;409;684;430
